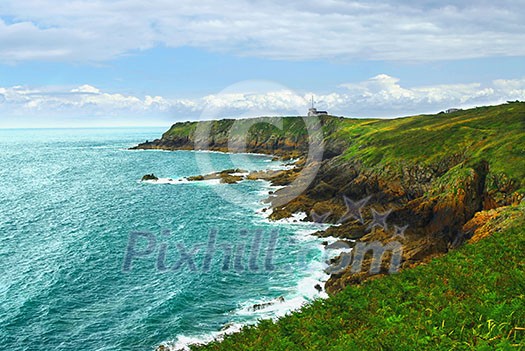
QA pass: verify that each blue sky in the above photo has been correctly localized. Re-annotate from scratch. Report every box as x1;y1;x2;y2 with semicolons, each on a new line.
1;0;525;128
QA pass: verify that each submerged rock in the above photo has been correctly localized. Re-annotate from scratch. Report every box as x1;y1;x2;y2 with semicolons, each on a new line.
250;296;285;311
220;322;236;332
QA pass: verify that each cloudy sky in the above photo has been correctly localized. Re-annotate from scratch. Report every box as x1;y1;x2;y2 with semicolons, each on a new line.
1;0;525;127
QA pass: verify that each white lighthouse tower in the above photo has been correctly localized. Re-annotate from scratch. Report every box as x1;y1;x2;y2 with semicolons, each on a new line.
308;96;328;116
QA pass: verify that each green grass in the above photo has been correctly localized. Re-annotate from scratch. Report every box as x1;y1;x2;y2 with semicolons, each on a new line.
194;204;525;350
162;121;198;138
334;103;525;190
163;116;318;141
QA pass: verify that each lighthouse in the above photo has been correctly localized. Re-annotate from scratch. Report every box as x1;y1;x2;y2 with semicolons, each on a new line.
307;96;328;116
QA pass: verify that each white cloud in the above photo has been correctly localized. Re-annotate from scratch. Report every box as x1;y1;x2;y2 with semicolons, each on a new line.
1;75;525;127
334;74;524;115
0;1;524;62
71;85;101;94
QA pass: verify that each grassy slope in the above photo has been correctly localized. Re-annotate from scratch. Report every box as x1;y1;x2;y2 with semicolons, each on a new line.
195;204;524;350
188;103;525;350
331;103;525;192
162;117;317;140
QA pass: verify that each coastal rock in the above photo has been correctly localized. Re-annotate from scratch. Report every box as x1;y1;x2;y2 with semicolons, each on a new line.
141;173;159;181
186;169;247;184
246;170;283;181
309;181;337;200
187;175;205;181
220;175;243;184
249;296;285;311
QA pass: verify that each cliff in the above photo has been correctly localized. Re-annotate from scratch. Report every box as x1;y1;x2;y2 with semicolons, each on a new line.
134;102;525;295
131;116;348;158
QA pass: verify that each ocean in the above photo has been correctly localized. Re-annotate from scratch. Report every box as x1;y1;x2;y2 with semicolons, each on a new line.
0;128;330;351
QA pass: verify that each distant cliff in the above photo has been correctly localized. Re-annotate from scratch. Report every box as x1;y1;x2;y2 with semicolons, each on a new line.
133;103;525;294
134;117;327;158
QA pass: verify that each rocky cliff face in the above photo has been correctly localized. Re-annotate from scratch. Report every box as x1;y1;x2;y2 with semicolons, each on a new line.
132;103;525;295
131;117;318;158
310;160;496;293
270;151;523;294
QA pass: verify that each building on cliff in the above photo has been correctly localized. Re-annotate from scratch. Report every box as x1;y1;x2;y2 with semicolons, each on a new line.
308;96;328;116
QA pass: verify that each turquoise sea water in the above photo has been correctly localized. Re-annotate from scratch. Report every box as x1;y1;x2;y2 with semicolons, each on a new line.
0;128;328;351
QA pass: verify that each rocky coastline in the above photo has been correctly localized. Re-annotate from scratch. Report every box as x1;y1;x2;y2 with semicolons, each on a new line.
133;103;525;295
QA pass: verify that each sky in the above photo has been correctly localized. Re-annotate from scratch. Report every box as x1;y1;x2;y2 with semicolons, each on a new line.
1;0;525;128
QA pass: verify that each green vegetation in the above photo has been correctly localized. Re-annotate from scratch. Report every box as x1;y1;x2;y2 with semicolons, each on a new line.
162;121;198;138
332;103;525;192
163;117;314;140
147;104;525;350
195;204;525;350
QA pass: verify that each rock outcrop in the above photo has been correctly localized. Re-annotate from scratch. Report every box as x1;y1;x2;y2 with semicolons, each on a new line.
141;173;159;181
130;117;326;158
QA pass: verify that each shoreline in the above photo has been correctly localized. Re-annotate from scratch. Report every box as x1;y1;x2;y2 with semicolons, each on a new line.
130;147;282;159
137;149;341;351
